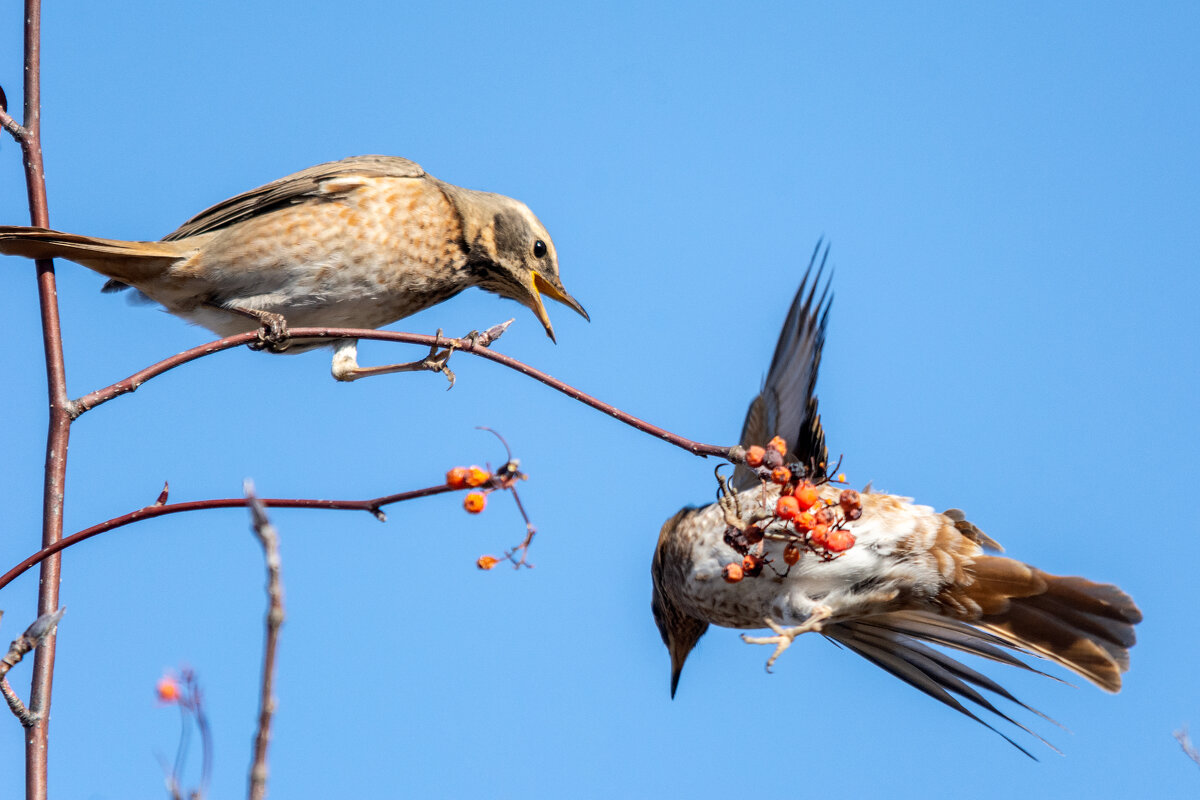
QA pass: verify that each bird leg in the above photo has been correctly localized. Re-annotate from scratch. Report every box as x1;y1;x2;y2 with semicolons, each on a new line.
329;320;513;384
741;607;833;672
213;303;291;352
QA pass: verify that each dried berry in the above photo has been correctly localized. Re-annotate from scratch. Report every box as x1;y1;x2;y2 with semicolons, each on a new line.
476;555;499;570
770;466;793;485
793;482;819;510
776;496;802;523
783;542;801;565
446;467;470;489
723;563;744;583
742;553;764;577
839;489;861;510
724;526;750;555
745;445;766;467
763;448;784;470
463;492;487;513
845;507;863;521
815;506;837;527
825;530;856;553
767;435;788;456
465;466;490;488
743;524;764;545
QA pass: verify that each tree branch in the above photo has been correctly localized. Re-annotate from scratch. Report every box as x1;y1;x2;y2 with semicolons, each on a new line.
245;485;283;800
70;326;734;459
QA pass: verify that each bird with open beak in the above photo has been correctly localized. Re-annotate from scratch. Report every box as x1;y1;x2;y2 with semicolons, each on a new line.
651;244;1140;754
0;155;588;381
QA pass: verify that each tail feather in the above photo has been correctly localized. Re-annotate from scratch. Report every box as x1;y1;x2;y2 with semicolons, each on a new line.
959;556;1141;693
0;226;183;284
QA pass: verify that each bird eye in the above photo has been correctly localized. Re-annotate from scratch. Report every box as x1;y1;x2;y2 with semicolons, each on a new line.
533;240;547;258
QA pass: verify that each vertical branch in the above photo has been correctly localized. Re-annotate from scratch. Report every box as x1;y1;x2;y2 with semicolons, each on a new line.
245;483;284;800
8;1;72;798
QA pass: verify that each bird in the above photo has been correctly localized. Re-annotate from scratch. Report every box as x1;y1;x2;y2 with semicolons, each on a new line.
650;243;1141;754
0;155;588;381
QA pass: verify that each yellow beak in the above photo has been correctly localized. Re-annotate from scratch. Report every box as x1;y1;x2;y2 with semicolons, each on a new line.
527;271;589;343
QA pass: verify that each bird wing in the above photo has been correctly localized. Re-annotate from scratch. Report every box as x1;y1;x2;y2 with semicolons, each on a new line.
163;155;426;240
825;611;1064;758
733;241;833;491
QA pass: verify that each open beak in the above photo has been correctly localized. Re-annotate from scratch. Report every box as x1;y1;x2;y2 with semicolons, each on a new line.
526;271;590;343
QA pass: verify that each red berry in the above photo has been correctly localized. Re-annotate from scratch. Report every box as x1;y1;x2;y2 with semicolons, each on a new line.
723;563;744;583
770;466;792;485
446;467;470;489
742;553;764;577
825;529;856;553
793;482;819;510
775;495;801;520
783;542;801;565
809;524;830;548
767;435;788;456
463;492;487;513
464;466;490;488
744;445;766;467
795;511;816;531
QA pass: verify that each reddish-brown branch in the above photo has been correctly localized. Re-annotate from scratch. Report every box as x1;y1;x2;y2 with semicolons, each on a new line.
3;2;71;796
0;484;455;593
71;326;734;459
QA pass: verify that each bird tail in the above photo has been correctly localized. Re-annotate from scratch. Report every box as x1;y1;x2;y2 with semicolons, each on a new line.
0;226;185;285
954;555;1141;692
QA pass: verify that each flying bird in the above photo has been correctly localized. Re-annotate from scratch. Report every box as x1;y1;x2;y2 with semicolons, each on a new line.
0;155;587;380
650;244;1140;753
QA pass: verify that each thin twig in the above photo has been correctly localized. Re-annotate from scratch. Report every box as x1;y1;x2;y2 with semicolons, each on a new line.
0;483;456;593
245;483;284;800
70;326;733;458
0;609;64;727
1175;726;1200;769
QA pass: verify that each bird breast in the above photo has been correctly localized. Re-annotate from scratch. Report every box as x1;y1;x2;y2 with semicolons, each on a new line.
671;484;974;630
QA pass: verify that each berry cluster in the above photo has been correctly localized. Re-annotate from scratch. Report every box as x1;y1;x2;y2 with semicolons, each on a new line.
721;436;864;584
446;464;492;514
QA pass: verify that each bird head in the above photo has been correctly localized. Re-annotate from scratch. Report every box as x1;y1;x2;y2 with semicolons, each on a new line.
651;509;710;698
440;182;588;341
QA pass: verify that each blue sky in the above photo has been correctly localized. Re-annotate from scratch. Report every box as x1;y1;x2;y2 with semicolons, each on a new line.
1;2;1198;797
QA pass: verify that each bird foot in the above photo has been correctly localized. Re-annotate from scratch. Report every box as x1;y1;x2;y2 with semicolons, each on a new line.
741;608;833;672
216;303;292;352
329;320;513;383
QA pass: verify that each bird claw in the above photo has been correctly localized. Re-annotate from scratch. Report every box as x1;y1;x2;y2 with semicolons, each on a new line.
741;609;832;672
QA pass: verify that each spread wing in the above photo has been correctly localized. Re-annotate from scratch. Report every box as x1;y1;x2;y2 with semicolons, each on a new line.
164;155;426;240
733;241;833;491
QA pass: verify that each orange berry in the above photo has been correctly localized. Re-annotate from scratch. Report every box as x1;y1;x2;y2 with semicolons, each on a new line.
476;555;499;570
742;553;764;577
825;529;856;553
446;467;470;489
722;563;744;583
156;677;180;703
809;524;830;548
775;495;801;520
795;511;817;531
793;482;819;510
465;466;490;488
744;445;766;467
783;542;801;565
767;436;788;456
770;466;792;485
463;492;487;513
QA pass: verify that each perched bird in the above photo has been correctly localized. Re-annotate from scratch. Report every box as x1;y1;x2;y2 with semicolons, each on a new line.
651;244;1141;753
0;155;587;380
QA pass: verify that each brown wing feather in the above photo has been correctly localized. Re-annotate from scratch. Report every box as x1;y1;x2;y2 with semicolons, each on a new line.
733;241;833;491
164;155;426;240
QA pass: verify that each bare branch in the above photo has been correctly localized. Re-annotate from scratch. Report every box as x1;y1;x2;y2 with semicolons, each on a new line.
1175;726;1200;769
0;483;457;593
245;483;284;800
70;326;733;458
0;608;64;727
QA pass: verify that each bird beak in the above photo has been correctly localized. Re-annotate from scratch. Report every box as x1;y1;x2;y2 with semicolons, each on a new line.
669;643;689;699
526;271;589;343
